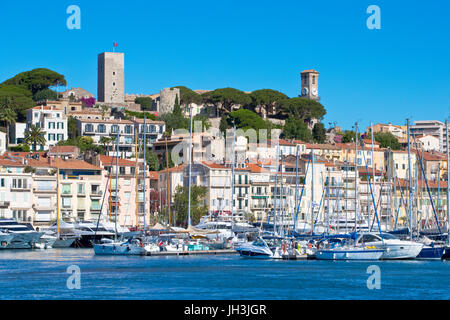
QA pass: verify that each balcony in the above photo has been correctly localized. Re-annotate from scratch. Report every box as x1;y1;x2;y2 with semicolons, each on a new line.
90;190;103;197
0;201;10;208
33;187;57;194
90;204;102;211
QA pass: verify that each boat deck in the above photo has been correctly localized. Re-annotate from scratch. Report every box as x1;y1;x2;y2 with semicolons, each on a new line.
144;249;238;256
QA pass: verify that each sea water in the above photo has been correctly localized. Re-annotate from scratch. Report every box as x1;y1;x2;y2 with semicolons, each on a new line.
0;249;449;300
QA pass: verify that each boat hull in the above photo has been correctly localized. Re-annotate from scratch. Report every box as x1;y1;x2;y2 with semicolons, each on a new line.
416;246;445;260
93;242;145;255
53;238;77;248
5;232;43;249
380;241;423;260
316;249;384;260
0;234;14;248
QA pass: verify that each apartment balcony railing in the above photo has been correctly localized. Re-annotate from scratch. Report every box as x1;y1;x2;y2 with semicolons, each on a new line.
0;201;10;208
90;190;103;197
33;187;57;193
90;205;102;211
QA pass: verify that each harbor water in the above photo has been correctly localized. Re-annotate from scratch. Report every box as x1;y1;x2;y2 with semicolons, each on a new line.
1;249;449;300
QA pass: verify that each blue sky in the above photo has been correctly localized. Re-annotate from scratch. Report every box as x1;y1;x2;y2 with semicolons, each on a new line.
1;0;449;130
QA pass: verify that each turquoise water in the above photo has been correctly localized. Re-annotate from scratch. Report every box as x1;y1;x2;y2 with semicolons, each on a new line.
0;249;449;300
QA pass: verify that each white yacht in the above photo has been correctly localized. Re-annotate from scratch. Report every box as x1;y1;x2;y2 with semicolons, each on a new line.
93;237;145;255
35;232;58;249
355;232;423;259
194;221;235;240
0;231;14;248
0;219;43;249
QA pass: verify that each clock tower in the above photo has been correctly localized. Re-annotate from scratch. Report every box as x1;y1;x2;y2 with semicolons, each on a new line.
300;69;320;101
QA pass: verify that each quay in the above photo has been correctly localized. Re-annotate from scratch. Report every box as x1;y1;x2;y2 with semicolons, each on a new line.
144;249;238;256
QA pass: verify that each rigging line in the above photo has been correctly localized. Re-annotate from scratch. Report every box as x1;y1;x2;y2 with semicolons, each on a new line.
411;134;443;236
94;149;116;239
358;133;383;238
295;155;310;231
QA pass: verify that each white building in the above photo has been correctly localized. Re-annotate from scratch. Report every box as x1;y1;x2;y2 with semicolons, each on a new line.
76;118;165;158
26;106;68;150
417;135;440;152
9;122;27;146
410;120;447;153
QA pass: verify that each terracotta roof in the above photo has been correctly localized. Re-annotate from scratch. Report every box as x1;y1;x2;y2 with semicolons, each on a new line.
0;159;26;167
28;158;103;171
48;146;79;154
247;163;268;173
158;164;186;174
99;155;137;167
201;161;229;169
148;171;159;180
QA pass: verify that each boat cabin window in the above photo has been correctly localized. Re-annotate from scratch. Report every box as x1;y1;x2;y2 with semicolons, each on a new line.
359;234;380;243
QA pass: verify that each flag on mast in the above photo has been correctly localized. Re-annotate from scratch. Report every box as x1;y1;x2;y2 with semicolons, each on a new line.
113;42;118;52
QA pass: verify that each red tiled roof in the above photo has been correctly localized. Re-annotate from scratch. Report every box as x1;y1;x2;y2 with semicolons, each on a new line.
99;155;137;167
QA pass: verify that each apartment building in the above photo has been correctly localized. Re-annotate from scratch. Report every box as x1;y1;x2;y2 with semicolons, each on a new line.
26;106;68;150
77;118;165;158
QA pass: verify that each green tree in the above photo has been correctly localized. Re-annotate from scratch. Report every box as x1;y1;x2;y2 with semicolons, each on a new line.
172;185;208;226
0;68;67;96
312;122;326;143
341;130;356;143
24;124;46;151
193;114;211;131
135;97;154;111
67;116;78;139
219;114;229;134
99;136;113;155
279;97;326;121
373;132;401;150
229;109;267;131
0;86;35;121
160;101;189;133
101;105;109;119
249;89;288;116
282;118;312;141
173;86;203;105
33;88;58;101
202;88;252;114
146;149;160;171
0;101;16;145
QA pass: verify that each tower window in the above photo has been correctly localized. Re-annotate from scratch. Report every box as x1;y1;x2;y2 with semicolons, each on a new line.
113;82;115;86
113;72;115;75
312;76;316;84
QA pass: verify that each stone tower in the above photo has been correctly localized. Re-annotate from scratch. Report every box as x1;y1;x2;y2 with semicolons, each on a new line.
158;87;180;115
300;69;320;101
98;52;125;104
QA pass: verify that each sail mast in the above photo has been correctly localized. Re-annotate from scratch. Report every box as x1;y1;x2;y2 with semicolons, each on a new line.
406;119;413;239
230;122;236;226
187;104;193;227
143;116;147;231
114;130;119;241
354;122;359;233
446;119;449;245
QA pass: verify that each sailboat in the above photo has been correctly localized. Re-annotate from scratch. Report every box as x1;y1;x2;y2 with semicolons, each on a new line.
94;128;145;255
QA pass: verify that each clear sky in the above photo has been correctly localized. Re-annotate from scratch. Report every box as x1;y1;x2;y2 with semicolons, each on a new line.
1;0;449;131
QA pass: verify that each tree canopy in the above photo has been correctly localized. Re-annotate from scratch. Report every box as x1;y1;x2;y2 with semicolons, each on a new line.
202;87;251;113
373;132;401;150
249;89;288;114
0;68;66;96
172;185;208;226
173;86;203;105
279;97;326;121
312;122;326;143
282;117;312;142
135;97;154;111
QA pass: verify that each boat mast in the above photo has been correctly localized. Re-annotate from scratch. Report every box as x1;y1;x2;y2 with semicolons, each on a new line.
294;145;299;232
230;122;236;226
165;134;171;226
446;119;450;245
143;116;147;232
274;141;279;235
310;151;315;235
187;104;193;227
370;122;375;231
135;127;139;228
354;122;359;233
345;149;349;232
56;149;60;237
114;129;119;241
406;119;413;239
387;147;392;232
280;150;284;236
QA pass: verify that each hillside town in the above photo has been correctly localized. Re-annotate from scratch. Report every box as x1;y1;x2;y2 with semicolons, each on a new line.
0;51;448;236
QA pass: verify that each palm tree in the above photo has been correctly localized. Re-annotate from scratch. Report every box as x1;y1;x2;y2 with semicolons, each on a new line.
0;98;17;146
99;136;113;155
24;124;46;151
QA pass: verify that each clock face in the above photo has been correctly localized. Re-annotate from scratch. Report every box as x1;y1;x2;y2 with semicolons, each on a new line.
302;87;309;96
312;88;318;96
